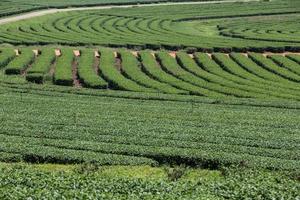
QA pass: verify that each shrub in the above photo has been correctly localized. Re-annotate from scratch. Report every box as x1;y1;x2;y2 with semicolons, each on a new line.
5;49;35;75
54;49;74;86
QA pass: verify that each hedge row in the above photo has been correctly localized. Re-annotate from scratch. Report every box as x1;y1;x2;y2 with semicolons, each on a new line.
77;49;108;89
156;51;227;98
268;54;300;76
248;53;300;83
0;49;15;69
99;49;154;92
54;49;74;86
139;51;190;94
214;53;300;101
286;54;300;64
119;50;182;94
193;53;280;99
26;48;56;83
176;52;264;99
5;49;35;75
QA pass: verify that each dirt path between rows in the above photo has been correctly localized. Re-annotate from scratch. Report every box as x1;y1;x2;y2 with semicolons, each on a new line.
0;0;259;25
72;59;82;88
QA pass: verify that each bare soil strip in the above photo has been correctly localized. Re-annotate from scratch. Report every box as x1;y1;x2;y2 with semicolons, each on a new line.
262;52;300;57
94;56;100;75
22;62;33;76
205;52;299;57
115;57;122;71
48;60;56;78
72;59;82;88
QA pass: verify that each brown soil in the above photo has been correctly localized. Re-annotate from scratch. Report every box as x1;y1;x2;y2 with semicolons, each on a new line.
22;63;32;76
262;52;300;57
48;60;56;77
94;56;100;75
72;59;82;88
115;57;122;71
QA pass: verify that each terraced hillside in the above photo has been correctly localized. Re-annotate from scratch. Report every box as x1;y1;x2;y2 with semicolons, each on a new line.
0;45;300;197
219;15;300;44
1;81;300;170
0;0;299;199
0;0;299;50
2;47;300;101
0;0;233;18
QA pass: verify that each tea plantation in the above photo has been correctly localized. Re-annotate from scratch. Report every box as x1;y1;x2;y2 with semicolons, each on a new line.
0;0;299;199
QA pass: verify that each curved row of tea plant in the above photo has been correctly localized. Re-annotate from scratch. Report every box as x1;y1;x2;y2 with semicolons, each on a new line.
77;49;108;89
2;47;300;101
0;0;231;18
219;15;300;43
0;0;299;50
54;49;74;86
26;48;56;83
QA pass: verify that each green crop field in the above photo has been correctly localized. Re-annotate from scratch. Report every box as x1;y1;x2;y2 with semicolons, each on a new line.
2;47;300;100
0;0;231;17
0;0;299;199
0;0;299;50
1;81;300;169
0;163;299;199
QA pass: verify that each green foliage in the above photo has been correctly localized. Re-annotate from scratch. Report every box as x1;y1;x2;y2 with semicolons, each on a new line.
248;53;300;82
1;47;300;101
26;73;44;84
119;50;182;94
0;45;300;103
176;52;263;98
26;48;55;83
286;54;300;65
0;49;15;69
0;1;299;50
74;163;103;174
213;52;300;100
5;49;35;75
0;164;299;199
99;49;154;92
77;49;108;89
194;53;281;99
139;51;190;94
0;0;231;19
268;54;300;76
219;16;300;44
156;51;226;98
27;49;55;74
54;49;74;86
165;165;187;181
